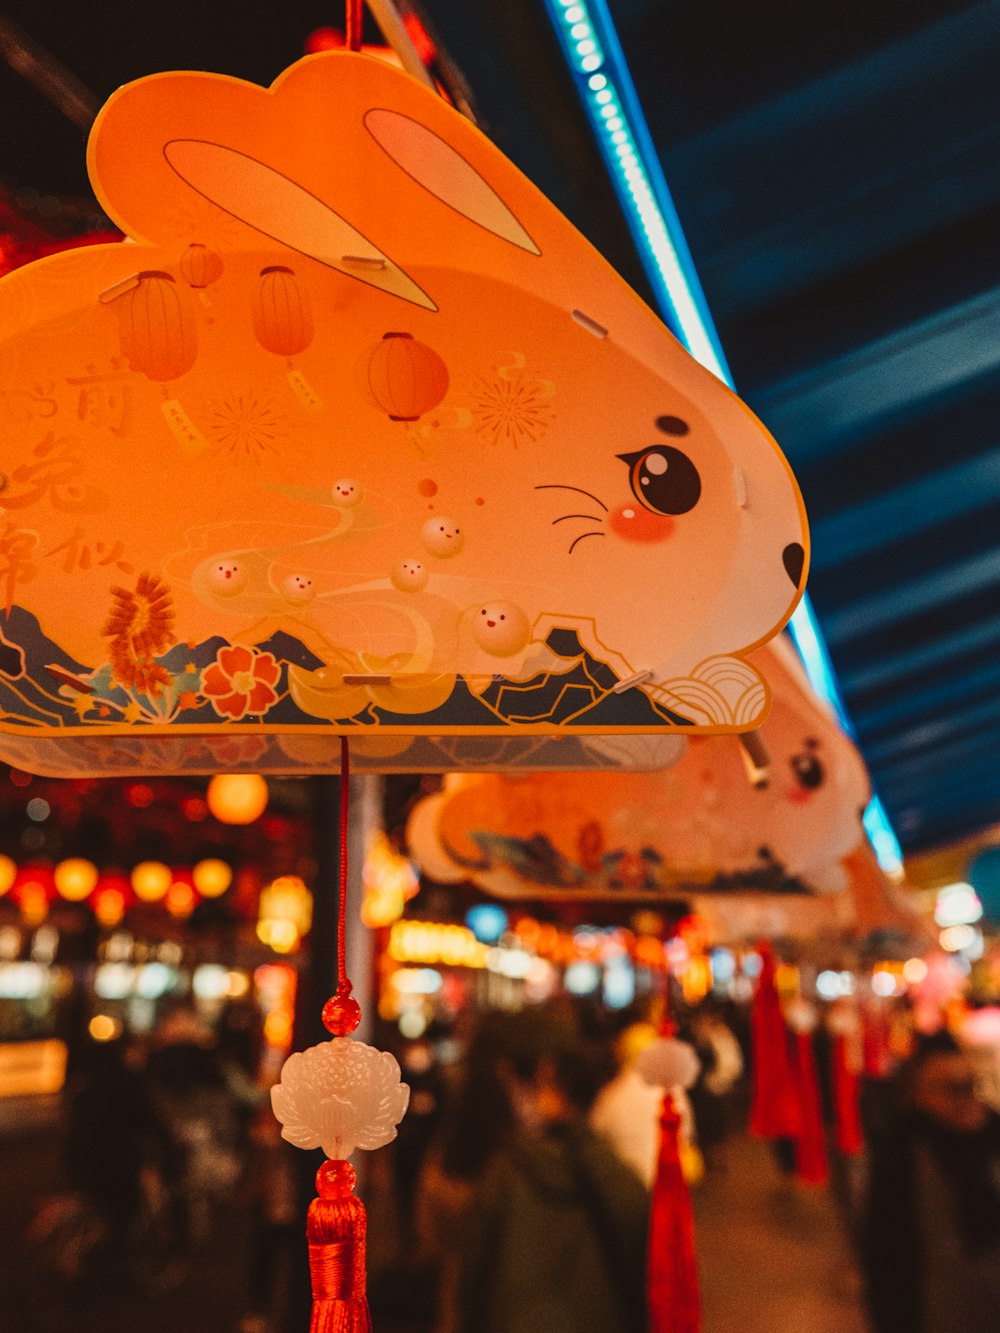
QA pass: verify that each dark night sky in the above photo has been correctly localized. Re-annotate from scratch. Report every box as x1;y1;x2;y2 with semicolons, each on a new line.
0;3;357;198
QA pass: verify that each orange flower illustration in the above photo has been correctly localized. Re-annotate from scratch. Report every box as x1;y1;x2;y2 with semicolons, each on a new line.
102;572;174;697
202;645;280;720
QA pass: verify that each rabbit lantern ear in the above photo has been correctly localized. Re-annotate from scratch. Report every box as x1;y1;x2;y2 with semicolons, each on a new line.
0;52;808;778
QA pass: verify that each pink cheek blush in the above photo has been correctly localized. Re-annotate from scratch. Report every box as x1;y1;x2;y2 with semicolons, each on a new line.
609;505;676;542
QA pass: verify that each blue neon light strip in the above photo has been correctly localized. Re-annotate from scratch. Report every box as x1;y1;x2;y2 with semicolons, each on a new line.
545;0;904;875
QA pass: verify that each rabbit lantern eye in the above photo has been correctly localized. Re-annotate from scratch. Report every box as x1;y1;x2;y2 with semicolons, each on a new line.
617;445;701;516
790;747;825;791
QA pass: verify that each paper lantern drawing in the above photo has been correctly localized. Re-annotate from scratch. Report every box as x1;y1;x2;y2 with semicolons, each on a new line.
252;265;314;358
366;331;449;421
115;271;198;382
0;51;808;777
406;638;870;903
180;242;224;290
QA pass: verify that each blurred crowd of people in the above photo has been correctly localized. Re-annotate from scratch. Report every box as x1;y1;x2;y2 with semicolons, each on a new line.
20;983;1000;1333
384;998;747;1333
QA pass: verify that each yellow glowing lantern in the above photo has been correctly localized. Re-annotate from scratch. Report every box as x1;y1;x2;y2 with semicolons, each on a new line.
366;331;448;421
89;1014;122;1042
0;855;16;896
252;265;313;357
193;858;232;898
180;242;223;289
166;879;197;919
116;270;197;381
131;860;172;902
361;831;419;928
55;858;99;902
263;1007;293;1044
226;970;250;998
207;774;269;825
94;888;126;928
257;917;300;954
259;875;313;935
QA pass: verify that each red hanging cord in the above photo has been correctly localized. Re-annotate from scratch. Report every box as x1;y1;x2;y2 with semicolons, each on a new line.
345;0;363;52
321;737;361;1038
338;736;350;987
308;739;368;1332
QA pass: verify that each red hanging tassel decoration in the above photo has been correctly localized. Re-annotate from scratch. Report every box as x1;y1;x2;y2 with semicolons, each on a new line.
648;1089;702;1333
791;1028;829;1185
641;1009;702;1333
749;946;800;1140
308;1159;372;1333
272;740;408;1333
831;1032;864;1156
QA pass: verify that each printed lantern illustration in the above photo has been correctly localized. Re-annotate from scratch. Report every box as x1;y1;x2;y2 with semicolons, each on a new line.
366;330;449;420
180;242;224;289
252;264;314;357
115;270;197;382
0;51;808;778
406;636;871;907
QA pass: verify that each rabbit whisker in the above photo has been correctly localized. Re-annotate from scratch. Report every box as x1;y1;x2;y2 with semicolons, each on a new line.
536;484;608;512
568;531;605;554
552;513;605;525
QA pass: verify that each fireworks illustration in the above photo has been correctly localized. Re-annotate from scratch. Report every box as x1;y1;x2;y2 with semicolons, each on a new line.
206;389;289;460
470;358;554;447
172;199;243;248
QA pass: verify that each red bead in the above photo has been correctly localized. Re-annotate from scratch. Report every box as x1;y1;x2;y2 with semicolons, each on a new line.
322;981;361;1036
316;1158;356;1198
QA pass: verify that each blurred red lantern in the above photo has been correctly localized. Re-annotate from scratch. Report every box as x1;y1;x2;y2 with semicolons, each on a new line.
180;242;223;289
14;867;53;927
305;26;344;52
116;270;197;381
252;265;313;358
166;876;198;919
93;886;127;928
367;331;449;421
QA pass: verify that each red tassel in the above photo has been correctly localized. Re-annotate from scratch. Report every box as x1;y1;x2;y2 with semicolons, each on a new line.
791;1030;828;1185
648;1092;701;1333
749;946;800;1140
307;1160;372;1333
831;1034;864;1156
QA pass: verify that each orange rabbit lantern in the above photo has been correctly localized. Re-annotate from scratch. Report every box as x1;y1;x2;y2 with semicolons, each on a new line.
180;242;224;289
0;51;810;777
115;270;197;382
252;264;314;358
367;330;448;421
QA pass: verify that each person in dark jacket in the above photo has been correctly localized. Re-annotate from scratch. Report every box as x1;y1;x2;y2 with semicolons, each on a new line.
456;1015;649;1333
862;1030;1000;1333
